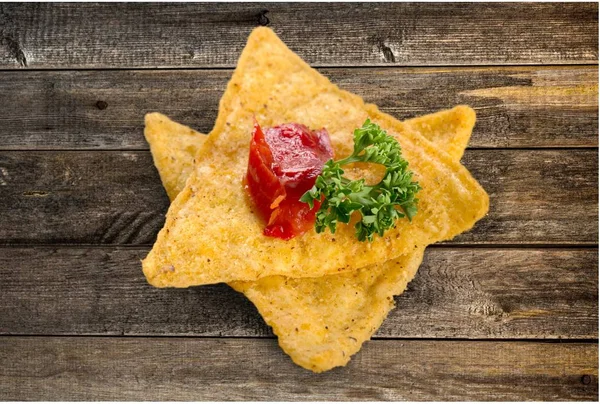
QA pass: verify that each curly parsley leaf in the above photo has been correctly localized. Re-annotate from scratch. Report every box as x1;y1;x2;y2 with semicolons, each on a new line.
300;119;421;242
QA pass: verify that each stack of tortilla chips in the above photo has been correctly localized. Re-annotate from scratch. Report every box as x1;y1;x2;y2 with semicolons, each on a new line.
142;27;489;373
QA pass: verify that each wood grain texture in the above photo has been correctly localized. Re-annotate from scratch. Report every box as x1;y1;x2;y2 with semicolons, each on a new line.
0;247;596;339
0;66;596;150
0;150;596;245
0;337;596;400
0;3;597;69
0;2;597;400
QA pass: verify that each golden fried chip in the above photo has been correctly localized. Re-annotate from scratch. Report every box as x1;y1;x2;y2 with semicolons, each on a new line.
142;27;488;287
403;106;474;161
145;106;475;372
144;113;207;201
230;253;425;373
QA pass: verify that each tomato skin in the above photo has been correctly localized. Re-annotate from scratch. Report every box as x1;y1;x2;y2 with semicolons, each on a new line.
246;121;333;240
245;122;286;222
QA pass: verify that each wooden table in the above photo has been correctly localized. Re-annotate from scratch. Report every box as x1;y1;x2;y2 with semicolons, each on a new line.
0;3;597;401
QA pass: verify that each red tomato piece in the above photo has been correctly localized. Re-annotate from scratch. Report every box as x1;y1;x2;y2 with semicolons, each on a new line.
245;121;334;240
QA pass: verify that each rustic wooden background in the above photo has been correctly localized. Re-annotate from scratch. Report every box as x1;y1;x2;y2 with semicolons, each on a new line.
0;3;598;401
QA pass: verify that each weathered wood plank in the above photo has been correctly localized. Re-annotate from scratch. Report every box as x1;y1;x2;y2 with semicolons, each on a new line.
0;247;596;339
457;149;598;245
0;66;596;149
0;150;596;245
0;3;597;69
0;337;596;400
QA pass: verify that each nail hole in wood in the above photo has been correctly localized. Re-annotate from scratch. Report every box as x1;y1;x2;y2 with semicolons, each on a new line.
96;100;108;110
257;10;269;26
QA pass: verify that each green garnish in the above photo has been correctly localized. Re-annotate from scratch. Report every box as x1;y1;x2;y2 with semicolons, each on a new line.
300;119;421;242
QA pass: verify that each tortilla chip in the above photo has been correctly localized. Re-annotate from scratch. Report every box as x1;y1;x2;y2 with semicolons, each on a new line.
144;113;207;201
142;26;488;288
145;106;474;372
230;252;425;373
403;107;474;161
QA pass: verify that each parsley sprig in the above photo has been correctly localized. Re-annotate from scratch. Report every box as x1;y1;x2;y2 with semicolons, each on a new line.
300;119;421;242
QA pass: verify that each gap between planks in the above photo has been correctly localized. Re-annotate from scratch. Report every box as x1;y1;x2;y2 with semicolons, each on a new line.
0;147;598;152
0;335;597;343
0;243;597;249
0;63;597;73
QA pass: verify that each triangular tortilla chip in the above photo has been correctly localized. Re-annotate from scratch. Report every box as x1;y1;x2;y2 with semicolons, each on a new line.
145;113;207;201
142;27;488;288
145;106;475;372
403;108;473;161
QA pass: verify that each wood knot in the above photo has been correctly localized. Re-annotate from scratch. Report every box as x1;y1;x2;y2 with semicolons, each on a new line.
581;375;592;385
4;36;27;67
257;9;269;26
380;44;395;63
367;36;396;63
96;100;108;110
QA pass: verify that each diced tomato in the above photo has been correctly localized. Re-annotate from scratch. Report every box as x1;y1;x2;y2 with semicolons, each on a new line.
246;122;286;223
245;121;333;240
